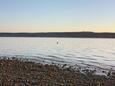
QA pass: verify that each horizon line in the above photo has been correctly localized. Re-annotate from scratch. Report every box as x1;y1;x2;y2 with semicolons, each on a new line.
0;31;115;33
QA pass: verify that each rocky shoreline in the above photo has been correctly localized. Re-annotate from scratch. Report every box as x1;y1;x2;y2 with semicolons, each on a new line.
0;57;115;86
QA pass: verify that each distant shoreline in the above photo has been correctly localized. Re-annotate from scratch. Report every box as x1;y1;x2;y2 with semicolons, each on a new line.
0;32;115;38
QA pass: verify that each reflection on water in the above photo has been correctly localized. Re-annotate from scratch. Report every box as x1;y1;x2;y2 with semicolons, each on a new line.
0;37;115;70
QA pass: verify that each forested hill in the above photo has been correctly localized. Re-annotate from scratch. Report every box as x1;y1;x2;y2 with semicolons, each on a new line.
0;32;115;38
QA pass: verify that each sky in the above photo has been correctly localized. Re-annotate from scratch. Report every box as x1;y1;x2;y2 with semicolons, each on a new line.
0;0;115;32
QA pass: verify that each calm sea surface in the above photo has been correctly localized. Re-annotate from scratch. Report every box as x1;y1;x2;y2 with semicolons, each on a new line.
0;37;115;70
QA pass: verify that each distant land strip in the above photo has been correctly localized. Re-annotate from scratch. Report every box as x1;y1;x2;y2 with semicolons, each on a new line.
0;32;115;38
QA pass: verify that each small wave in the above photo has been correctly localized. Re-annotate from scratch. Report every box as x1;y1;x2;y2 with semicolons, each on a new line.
93;55;105;58
104;59;115;61
76;56;96;60
47;55;62;59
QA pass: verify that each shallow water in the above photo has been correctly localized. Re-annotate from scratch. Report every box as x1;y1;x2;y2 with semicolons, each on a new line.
0;37;115;70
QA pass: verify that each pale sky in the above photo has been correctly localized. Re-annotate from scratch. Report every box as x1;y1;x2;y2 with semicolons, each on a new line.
0;0;115;32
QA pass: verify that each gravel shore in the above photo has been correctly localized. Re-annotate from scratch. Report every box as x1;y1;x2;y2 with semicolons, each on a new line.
0;58;115;86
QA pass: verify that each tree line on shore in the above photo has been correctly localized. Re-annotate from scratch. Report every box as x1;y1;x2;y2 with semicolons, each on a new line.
0;32;115;38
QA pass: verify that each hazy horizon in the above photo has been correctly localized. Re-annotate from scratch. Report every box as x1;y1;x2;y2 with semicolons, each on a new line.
0;0;115;32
